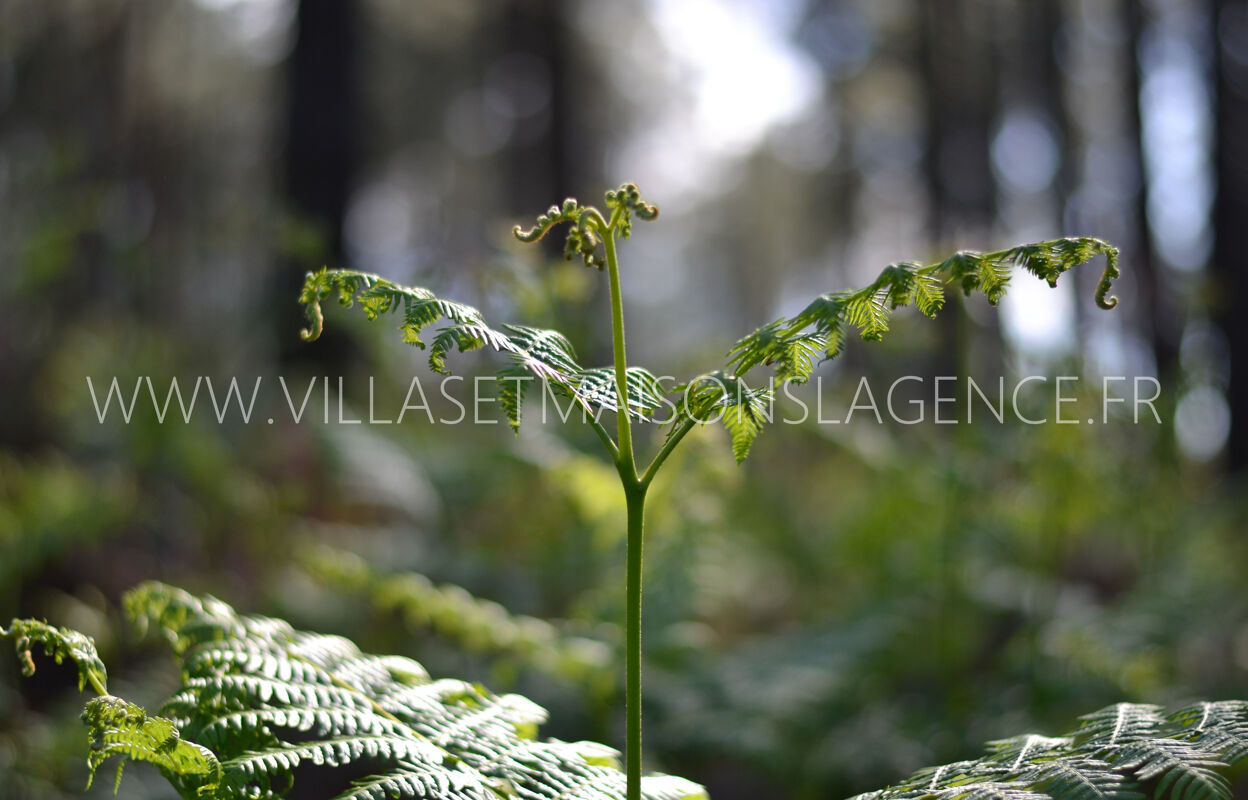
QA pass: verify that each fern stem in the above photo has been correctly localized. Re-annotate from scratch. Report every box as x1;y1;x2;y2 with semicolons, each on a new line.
641;420;696;489
584;411;620;460
599;208;646;800
602;229;637;483
624;483;646;800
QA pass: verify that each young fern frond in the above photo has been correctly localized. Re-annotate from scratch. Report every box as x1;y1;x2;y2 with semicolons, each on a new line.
300;269;666;432
1;617;109;695
728;236;1119;387
676;235;1120;460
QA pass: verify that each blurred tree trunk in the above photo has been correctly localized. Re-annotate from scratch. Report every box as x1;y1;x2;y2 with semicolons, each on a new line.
920;0;999;378
277;0;359;364
1126;0;1178;384
1212;0;1248;470
500;0;576;215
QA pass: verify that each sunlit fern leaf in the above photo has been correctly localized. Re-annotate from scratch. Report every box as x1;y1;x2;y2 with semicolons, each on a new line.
1106;740;1231;800
670;373;773;463
900;760;999;793
428;324;517;374
725;319;782;376
843;288;891;340
852;701;1245;800
2;618;108;695
876;261;922;309
985;735;1076;768
82;694;221;795
1006;243;1057;284
331;766;489;800
502;324;581;374
1074;705;1170;748
1019;758;1142;800
821;319;849;360
934;781;1054;800
578;366;667;419
722;236;1117;409
301;271;687;431
721;381;773;463
726;322;826;384
912;269;946;317
767;330;828;383
977;257;1014;305
217;736;472;800
105;582;706;800
1168;702;1248;764
497;363;535;430
497;324;585;408
938;250;984;295
193;706;417;754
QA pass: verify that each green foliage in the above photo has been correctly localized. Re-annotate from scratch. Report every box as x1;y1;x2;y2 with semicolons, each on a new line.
725;237;1120;385
14;582;706;800
83;695;221;795
298;544;615;692
298;271;667;431
9;592;1248;800
1;617;108;696
299;184;1122;800
858;702;1248;800
301;185;1119;465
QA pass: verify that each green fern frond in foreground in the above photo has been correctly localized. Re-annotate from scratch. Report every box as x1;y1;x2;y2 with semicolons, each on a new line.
6;582;706;800
6;591;1248;800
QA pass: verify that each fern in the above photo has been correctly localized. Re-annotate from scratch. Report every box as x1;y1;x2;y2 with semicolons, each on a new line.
857;702;1248;800
2;617;108;695
297;183;1122;800
83;695;222;795
299;271;666;433
9;599;1247;800
9;582;706;800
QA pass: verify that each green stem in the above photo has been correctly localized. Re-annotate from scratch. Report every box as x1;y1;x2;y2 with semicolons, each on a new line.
598;215;646;800
641;420;695;490
603;229;637;483
624;484;646;800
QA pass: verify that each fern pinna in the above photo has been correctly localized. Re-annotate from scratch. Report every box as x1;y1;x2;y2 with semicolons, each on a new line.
299;183;1123;800
5;582;706;799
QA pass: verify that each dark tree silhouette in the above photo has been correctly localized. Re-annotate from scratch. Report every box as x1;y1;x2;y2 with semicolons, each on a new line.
278;0;359;364
1213;0;1248;470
